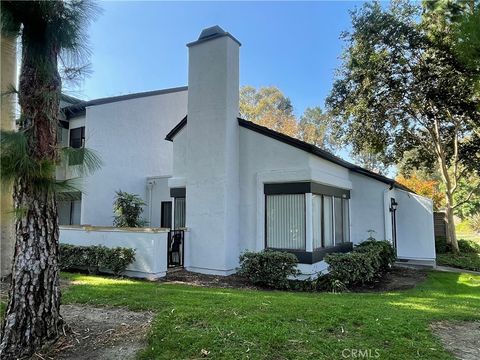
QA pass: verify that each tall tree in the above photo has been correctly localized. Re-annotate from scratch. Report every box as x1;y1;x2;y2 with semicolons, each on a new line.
326;1;480;252
239;85;299;137
298;106;338;152
0;1;99;357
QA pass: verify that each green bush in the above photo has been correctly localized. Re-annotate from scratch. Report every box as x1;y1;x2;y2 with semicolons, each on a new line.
436;237;480;254
458;239;480;254
324;240;396;289
113;190;147;227
437;253;480;272
60;244;136;276
238;250;299;289
355;240;397;271
435;236;448;254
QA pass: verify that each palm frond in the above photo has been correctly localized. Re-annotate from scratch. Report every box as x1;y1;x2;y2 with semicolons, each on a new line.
59;146;103;177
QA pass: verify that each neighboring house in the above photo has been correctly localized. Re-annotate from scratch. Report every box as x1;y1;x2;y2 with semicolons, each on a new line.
59;26;435;277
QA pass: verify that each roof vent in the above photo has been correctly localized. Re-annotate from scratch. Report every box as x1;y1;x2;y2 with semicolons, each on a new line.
198;25;226;41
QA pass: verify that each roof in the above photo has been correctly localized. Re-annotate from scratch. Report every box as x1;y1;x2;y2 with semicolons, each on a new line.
61;94;83;105
62;86;188;119
187;25;241;48
165;116;413;192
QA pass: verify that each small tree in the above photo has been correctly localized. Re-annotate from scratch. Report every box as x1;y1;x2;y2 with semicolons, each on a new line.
113;190;147;227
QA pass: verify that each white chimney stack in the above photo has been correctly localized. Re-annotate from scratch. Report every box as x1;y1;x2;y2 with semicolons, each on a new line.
185;26;241;274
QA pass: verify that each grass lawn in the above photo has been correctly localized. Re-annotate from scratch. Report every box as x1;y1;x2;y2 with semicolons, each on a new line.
60;271;480;360
456;221;480;244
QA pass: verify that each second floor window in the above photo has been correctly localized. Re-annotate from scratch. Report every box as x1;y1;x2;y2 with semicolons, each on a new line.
69;127;85;149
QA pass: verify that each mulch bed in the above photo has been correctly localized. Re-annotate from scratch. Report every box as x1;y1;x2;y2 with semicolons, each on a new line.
162;266;428;292
350;266;428;292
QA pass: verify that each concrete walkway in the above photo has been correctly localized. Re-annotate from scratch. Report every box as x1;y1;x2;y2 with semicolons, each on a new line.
435;265;480;275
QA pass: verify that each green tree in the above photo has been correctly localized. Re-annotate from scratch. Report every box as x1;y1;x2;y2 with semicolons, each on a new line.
239;86;299;137
113;190;148;228
0;1;99;357
326;1;480;253
298;107;338;152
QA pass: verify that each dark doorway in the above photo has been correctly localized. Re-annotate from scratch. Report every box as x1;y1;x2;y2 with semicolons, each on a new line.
161;201;172;228
390;198;398;252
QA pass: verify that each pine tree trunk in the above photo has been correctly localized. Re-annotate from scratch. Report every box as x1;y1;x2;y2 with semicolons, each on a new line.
0;181;62;358
0;29;63;358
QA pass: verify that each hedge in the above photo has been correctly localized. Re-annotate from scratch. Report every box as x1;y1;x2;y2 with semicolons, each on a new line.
324;240;396;289
60;244;136;276
238;250;299;289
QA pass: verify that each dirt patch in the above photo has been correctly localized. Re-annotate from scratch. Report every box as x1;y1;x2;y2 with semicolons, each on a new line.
431;321;480;360
35;305;153;360
349;267;428;292
162;268;257;289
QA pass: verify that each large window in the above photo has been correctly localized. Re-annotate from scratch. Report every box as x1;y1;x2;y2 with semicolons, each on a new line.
264;182;350;252
311;195;350;248
312;195;322;249
266;194;306;250
324;196;334;247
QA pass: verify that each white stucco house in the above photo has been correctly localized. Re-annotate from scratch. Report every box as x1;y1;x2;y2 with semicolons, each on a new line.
59;26;435;278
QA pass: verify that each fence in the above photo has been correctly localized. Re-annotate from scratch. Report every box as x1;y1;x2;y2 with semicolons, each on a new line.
59;225;169;279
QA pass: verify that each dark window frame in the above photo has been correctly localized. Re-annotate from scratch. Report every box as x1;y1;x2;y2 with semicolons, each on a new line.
69;126;85;149
263;182;352;259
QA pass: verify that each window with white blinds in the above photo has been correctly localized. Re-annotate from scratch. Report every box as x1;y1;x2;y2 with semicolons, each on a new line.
312;194;322;250
266;194;306;250
324;196;334;247
174;197;186;229
311;195;350;248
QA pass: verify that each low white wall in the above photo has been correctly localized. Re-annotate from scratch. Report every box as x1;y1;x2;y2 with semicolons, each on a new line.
60;226;169;279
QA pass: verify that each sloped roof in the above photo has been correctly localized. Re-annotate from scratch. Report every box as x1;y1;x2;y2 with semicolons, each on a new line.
62;86;188;119
165;116;413;192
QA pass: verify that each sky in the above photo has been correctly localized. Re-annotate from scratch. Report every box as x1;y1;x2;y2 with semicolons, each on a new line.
69;1;363;117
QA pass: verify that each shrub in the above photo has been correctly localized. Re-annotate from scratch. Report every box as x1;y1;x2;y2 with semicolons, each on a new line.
437;253;480;272
238;250;299;289
469;214;480;233
435;236;448;254
324;240;396;289
60;244;136;276
458;239;480;254
355;240;396;271
435;237;480;254
113;190;147;227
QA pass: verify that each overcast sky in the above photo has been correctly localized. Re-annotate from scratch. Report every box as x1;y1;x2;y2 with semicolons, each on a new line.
67;1;362;117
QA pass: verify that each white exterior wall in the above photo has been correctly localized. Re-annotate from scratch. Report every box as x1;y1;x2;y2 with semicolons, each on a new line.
81;91;187;226
184;33;240;275
349;172;389;243
393;189;436;262
146;176;172;227
238;127;352;255
59;226;169;279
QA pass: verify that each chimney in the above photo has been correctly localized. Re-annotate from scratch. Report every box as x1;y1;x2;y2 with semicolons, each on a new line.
185;26;241;274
